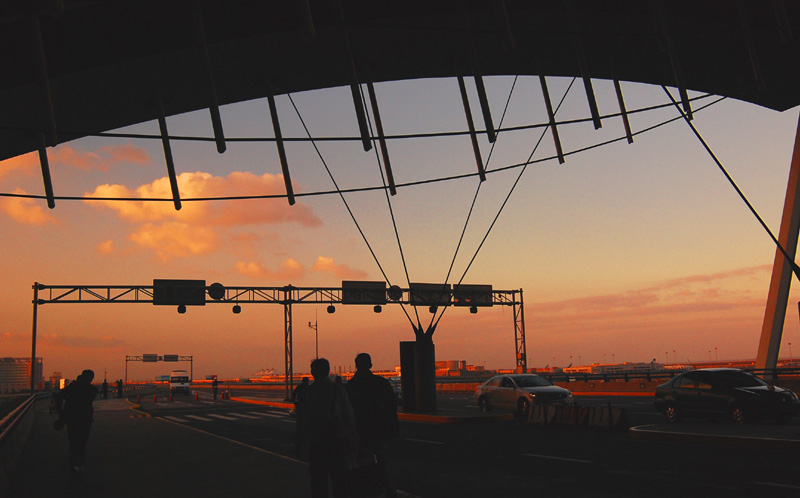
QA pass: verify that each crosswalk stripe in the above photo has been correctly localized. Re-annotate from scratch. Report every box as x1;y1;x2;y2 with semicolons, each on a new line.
186;415;213;422
256;412;285;419
207;413;238;421
230;413;260;419
163;416;188;423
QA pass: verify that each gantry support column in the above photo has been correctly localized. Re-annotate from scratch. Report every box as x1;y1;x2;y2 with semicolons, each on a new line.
756;113;800;375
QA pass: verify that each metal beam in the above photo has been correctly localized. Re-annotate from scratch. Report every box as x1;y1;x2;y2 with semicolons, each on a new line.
756;113;800;375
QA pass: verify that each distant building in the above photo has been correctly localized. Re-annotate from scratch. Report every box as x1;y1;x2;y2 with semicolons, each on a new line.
564;362;665;375
1;357;43;393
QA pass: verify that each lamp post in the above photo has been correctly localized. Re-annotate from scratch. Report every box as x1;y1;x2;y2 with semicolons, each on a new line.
307;311;318;359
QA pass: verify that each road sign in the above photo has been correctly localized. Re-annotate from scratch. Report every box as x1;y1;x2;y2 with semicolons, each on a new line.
342;280;387;305
153;279;206;306
163;354;179;362
409;283;452;306
142;353;158;363
453;284;493;307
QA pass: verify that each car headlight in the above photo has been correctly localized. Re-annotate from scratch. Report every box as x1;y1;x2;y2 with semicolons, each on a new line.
527;392;537;398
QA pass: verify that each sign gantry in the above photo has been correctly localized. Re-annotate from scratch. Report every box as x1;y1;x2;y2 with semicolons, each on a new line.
30;280;526;398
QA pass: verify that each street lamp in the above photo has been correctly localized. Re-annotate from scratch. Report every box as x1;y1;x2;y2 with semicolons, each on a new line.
308;311;319;359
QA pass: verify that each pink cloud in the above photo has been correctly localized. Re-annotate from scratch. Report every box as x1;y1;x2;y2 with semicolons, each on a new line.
235;259;306;281
96;239;115;255
49;143;151;171
40;334;125;349
129;222;220;260
312;256;368;280
85;171;321;227
0;189;57;225
0;153;37;181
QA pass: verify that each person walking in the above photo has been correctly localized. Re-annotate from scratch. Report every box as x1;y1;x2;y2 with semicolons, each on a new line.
54;369;99;473
345;353;399;498
295;358;357;498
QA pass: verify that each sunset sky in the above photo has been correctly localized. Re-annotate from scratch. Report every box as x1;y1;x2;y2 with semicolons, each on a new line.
2;76;800;382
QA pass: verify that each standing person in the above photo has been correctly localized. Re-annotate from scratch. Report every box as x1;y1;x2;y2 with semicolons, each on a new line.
292;376;309;403
212;377;219;400
101;378;108;399
345;353;399;498
55;369;98;473
116;379;123;398
296;358;356;498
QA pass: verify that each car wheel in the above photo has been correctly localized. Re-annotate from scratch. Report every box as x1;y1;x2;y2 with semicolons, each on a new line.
478;396;491;412
730;405;745;424
517;398;530;418
664;403;681;423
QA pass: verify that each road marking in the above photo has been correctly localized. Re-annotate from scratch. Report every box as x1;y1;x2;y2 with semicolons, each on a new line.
256;412;286;418
405;438;444;445
229;412;260;419
186;415;213;422
207;413;238;421
750;481;800;491
163;416;188;423
523;453;593;464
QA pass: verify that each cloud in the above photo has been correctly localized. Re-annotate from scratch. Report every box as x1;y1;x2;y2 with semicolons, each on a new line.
0;153;37;181
49;143;150;171
85;171;321;227
529;265;771;337
235;258;305;281
129;222;220;260
40;334;125;349
96;240;115;255
0;188;57;225
312;256;368;280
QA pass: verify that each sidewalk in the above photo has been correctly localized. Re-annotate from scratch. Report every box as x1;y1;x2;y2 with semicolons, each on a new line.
6;397;311;498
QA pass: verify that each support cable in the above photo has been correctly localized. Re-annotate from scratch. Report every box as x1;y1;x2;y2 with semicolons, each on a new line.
358;81;420;326
428;75;520;333
285;91;417;327
431;78;578;331
663;86;800;280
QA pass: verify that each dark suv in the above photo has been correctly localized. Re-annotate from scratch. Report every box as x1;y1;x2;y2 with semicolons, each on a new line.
654;368;799;424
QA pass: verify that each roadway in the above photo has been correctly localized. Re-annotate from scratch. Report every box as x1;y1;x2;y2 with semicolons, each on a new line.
7;390;800;497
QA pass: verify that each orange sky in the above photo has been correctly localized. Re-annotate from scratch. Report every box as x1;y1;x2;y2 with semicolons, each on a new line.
2;78;800;381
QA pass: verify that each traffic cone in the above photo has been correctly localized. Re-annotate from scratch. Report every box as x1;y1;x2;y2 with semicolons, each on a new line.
170;393;174;402
136;395;140;403
194;392;198;401
153;394;157;402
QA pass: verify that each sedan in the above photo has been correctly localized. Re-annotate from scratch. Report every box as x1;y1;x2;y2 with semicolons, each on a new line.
475;374;574;415
654;368;800;424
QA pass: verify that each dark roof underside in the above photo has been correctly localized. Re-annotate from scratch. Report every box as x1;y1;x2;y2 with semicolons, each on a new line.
1;0;799;161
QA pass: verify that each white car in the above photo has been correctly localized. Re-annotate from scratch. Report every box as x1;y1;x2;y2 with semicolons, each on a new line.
475;374;574;415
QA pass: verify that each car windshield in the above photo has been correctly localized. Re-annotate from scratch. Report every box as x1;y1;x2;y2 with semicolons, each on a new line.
513;375;552;388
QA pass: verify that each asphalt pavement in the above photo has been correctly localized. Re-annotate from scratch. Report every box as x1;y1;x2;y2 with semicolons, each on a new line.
6;394;800;498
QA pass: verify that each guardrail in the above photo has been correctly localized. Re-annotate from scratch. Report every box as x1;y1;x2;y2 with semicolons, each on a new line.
1;394;46;497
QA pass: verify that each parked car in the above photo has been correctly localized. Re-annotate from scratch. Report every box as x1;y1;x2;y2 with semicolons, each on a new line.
654;368;800;424
475;374;574;415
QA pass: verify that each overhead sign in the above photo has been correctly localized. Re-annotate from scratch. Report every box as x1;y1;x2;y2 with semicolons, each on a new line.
153;279;206;306
409;283;451;306
163;354;179;362
342;281;387;305
142;353;158;363
453;284;493;307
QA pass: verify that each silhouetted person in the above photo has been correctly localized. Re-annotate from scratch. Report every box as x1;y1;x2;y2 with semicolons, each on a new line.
212;378;219;400
116;379;123;398
293;376;309;403
296;358;356;498
101;379;108;399
55;369;98;473
345;353;399;498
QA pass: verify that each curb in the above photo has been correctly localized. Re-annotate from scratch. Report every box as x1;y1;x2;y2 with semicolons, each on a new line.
628;425;800;450
230;397;294;410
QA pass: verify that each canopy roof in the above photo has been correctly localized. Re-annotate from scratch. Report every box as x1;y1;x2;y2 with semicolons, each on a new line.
1;0;798;161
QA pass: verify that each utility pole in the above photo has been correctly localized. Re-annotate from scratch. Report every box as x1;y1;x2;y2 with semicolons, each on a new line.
308;310;319;359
